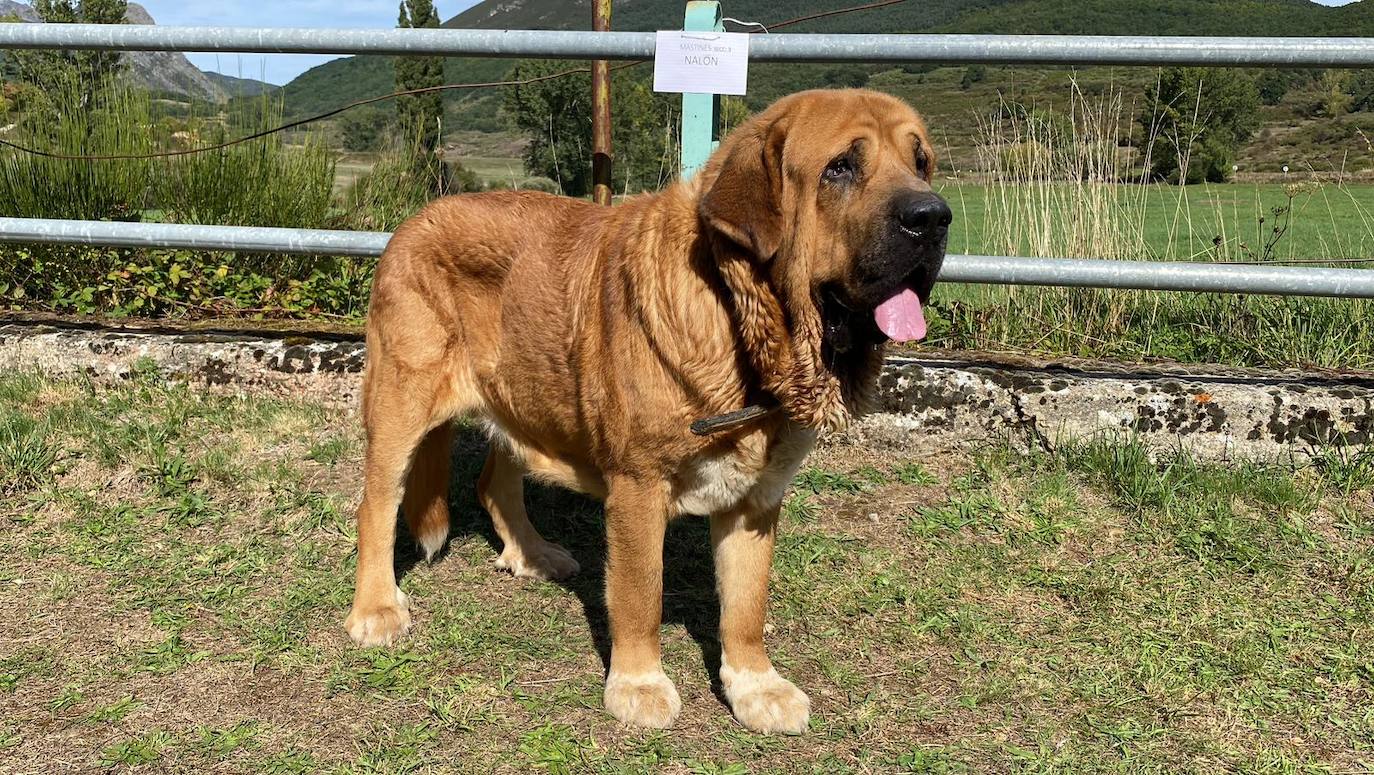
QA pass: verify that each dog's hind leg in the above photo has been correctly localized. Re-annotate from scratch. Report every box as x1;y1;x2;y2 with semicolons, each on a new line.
477;444;580;581
402;423;455;561
345;365;445;647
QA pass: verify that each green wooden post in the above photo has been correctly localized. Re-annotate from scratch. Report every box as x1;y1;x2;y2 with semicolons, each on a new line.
680;1;723;179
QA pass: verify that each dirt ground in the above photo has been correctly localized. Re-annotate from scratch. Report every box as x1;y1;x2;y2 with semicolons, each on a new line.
0;371;1371;773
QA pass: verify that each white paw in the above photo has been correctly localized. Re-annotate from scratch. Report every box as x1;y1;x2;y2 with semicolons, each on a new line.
603;670;681;729
495;540;580;580
344;587;411;647
721;663;810;734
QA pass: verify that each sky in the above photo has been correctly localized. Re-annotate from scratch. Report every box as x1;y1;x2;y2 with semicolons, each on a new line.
135;0;483;85
127;0;1360;86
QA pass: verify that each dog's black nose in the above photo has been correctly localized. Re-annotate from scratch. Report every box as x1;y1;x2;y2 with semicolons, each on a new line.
896;193;952;240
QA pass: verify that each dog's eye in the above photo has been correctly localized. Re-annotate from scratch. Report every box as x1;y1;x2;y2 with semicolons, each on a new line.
916;147;930;177
823;156;854;183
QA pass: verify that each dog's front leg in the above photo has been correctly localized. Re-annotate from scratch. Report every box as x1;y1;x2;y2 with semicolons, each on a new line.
711;503;810;734
602;476;681;729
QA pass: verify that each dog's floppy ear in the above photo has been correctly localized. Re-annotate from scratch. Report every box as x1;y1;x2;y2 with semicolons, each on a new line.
699;117;788;261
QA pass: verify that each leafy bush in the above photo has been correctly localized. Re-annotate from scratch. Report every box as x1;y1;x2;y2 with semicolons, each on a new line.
0;82;333;226
518;176;558;193
338;105;392;152
158;127;334;231
339;144;443;232
1141;68;1260;184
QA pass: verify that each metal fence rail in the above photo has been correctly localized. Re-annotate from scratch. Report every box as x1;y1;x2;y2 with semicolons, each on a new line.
0;218;390;257
4;218;1373;299
2;25;1374;67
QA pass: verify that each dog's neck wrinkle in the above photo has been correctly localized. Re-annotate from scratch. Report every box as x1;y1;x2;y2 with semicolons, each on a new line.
616;182;844;433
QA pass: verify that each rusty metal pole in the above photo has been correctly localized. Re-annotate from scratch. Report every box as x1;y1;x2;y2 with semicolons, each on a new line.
591;0;613;206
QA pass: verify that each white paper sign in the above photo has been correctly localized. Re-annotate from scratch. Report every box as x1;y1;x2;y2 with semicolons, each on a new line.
652;31;750;96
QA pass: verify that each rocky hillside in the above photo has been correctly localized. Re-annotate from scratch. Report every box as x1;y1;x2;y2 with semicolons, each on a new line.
0;0;276;101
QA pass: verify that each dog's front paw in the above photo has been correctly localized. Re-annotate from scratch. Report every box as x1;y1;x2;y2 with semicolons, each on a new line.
344;588;411;647
603;670;681;729
721;664;810;734
495;540;580;581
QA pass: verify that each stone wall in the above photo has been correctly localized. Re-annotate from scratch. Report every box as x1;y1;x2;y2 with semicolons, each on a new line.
3;321;1370;461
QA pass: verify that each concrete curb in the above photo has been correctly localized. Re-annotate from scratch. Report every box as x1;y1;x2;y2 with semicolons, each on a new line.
860;355;1373;461
2;321;1370;461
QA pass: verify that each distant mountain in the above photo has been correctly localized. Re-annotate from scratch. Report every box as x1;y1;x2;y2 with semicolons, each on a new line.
281;0;1005;121
441;0;1374;36
439;0;1025;33
0;0;39;22
204;71;280;98
284;0;1374;122
442;0;595;30
0;0;276;102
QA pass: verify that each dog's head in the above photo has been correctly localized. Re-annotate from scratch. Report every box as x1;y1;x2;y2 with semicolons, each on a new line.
698;89;950;429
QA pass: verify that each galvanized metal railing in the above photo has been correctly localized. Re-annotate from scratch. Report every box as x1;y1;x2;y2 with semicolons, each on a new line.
3;24;1374;67
4;218;1372;298
2;17;1374;298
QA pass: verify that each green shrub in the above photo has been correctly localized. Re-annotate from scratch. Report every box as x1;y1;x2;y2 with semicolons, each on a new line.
0;83;156;221
158;123;334;230
518;176;559;194
0;83;363;318
338;144;442;232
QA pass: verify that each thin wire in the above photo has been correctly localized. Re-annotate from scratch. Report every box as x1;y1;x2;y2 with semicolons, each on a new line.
0;66;618;162
767;0;907;31
0;0;906;162
722;18;769;33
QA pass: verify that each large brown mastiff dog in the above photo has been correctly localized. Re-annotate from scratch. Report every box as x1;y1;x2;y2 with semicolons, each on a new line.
345;89;950;733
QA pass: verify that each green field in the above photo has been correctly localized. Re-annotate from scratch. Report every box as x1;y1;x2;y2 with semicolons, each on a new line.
1;371;1371;772
410;164;1374;263
917;179;1374;369
457;156;533;187
938;181;1374;262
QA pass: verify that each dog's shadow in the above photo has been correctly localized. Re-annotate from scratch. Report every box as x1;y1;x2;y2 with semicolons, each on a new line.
393;425;724;691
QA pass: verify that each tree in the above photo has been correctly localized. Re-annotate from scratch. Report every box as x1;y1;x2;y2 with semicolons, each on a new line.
1350;70;1374;114
74;0;127;87
339;105;390;152
1256;69;1299;107
503;60;593;196
1316;70;1351;118
395;0;444;163
961;65;987;91
0;14;24;84
503;60;683;197
1141;67;1259;184
14;0;127;93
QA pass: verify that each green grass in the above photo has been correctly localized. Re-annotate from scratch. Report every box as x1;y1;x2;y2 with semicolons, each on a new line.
923;179;1374;369
0;372;1370;772
940;181;1374;262
458;155;530;186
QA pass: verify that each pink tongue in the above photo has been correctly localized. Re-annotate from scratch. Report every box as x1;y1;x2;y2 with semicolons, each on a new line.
874;288;927;343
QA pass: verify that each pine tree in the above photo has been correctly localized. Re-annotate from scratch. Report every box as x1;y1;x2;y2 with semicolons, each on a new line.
395;0;444;161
